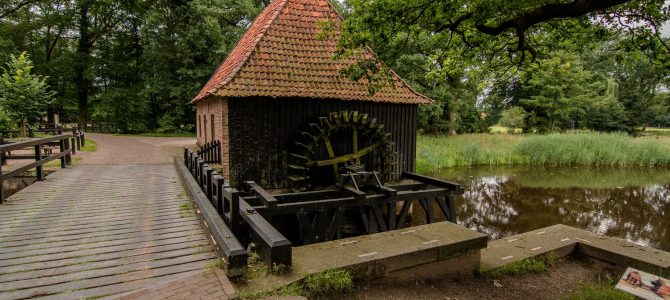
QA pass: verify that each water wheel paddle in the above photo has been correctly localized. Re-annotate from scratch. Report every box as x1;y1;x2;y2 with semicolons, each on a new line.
287;111;398;191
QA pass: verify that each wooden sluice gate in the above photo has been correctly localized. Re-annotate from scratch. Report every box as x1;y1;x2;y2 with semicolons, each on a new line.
180;147;464;277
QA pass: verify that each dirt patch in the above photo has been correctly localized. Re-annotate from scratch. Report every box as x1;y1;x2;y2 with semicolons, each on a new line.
342;256;624;300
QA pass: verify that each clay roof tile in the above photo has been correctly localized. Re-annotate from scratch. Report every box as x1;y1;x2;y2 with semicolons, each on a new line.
191;0;432;104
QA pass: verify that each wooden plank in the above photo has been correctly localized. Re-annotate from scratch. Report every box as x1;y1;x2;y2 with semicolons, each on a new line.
37;270;204;300
0;222;202;257
0;213;193;239
0;209;187;232
0;194;188;213
0;260;212;299
0;231;208;267
0;212;191;239
0;205;186;225
0;224;204;252
0;239;210;275
0;253;215;292
0;246;212;284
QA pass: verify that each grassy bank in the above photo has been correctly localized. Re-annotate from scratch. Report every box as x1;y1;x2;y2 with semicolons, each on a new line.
416;132;670;173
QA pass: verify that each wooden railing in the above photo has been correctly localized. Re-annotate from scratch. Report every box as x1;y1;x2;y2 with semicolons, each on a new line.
197;140;221;164
1;128;85;150
0;134;74;203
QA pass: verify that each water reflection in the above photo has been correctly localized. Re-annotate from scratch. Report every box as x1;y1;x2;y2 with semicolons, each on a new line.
430;166;670;252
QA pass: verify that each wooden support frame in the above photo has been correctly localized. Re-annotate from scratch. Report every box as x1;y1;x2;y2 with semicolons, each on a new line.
178;147;463;274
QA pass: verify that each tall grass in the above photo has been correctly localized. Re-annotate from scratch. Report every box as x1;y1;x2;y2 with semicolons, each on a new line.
416;132;670;173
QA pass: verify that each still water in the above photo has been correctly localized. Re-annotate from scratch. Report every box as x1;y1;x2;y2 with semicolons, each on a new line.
429;166;670;252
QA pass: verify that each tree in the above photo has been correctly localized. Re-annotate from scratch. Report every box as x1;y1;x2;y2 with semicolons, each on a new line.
0;52;55;135
499;107;526;131
340;0;668;69
518;53;602;133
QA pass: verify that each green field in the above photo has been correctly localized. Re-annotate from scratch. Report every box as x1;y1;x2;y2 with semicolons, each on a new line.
416;131;670;173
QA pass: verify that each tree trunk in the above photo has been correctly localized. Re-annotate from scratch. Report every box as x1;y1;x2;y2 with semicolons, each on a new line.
75;0;92;129
448;111;457;136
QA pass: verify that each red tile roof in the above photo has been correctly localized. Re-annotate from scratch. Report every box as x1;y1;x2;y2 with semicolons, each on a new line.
191;0;432;104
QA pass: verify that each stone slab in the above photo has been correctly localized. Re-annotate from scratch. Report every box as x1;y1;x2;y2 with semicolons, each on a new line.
238;221;487;293
481;224;670;276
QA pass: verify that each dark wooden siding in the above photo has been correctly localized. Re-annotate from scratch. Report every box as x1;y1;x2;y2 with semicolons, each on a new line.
228;97;418;189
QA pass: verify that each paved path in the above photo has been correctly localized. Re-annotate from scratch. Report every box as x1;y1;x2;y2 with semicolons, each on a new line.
0;134;235;299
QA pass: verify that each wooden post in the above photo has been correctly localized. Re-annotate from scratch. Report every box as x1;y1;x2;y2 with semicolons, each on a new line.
205;167;214;200
75;131;81;151
59;138;66;168
65;138;72;166
0;138;5;166
34;144;43;181
80;132;85;147
229;189;240;236
214;175;225;216
0;152;4;204
70;137;77;155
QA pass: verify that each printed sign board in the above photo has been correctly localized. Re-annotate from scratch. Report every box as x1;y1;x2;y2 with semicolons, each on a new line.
616;267;670;300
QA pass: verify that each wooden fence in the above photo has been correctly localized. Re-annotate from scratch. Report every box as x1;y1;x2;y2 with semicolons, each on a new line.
197;140;221;164
0;134;75;203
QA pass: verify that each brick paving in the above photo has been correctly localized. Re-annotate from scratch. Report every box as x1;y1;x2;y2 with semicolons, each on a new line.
0;134;237;299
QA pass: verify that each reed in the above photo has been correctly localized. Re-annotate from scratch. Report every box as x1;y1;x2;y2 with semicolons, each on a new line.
416;132;670;173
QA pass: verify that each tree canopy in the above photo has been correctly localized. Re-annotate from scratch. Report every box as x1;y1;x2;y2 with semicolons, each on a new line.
337;0;670;134
0;0;668;135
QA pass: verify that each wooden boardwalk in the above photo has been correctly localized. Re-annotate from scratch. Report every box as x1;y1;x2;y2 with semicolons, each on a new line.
0;164;217;299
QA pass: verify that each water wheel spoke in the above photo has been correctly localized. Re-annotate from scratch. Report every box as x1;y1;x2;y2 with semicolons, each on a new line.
305;142;381;167
322;135;339;180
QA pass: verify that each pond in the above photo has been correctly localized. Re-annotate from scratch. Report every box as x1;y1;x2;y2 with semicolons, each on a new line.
428;166;670;252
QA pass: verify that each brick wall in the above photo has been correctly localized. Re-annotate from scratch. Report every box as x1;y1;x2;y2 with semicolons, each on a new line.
195;96;230;180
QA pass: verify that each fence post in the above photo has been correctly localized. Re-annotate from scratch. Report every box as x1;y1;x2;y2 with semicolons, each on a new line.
183;148;189;166
80;132;85;147
229;189;240;236
65;138;72;166
74;131;81;151
28;127;34;138
0;159;4;204
70;137;77;155
214;175;225;216
34;144;43;181
197;158;204;186
59;138;66;168
205;167;214;200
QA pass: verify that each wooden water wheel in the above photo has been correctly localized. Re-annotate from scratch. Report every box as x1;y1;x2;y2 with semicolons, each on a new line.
287;111;398;191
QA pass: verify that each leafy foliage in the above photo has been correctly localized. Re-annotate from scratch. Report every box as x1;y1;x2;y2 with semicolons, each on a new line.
0;0;262;133
0;52;54;131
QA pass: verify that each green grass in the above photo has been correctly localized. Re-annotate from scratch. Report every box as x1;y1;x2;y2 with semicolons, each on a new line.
483;253;557;279
80;139;97;152
489;125;522;134
303;268;353;296
564;282;633;300
417;132;670;173
238;268;353;299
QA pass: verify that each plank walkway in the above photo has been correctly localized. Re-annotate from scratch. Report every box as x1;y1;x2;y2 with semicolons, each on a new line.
0;162;219;299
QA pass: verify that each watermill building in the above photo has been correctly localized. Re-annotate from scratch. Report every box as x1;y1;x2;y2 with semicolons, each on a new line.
191;0;431;190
